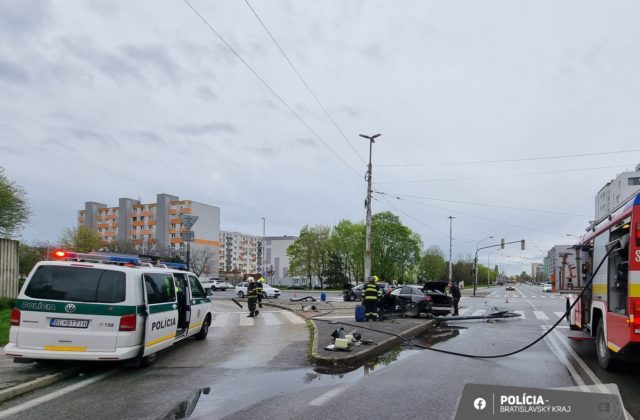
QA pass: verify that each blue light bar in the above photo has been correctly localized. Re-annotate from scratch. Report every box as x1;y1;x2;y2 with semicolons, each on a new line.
108;255;141;264
161;262;187;270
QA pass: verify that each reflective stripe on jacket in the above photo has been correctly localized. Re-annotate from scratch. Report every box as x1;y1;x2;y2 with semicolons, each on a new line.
364;282;379;300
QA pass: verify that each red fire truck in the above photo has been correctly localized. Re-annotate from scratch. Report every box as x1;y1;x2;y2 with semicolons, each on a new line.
566;192;639;369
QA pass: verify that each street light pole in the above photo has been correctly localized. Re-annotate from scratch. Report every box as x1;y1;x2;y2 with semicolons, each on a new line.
448;216;455;284
360;133;381;284
261;217;266;281
473;236;493;296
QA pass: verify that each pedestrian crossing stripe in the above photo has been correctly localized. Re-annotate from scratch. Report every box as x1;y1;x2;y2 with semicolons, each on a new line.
210;310;305;327
514;310;525;319
533;311;549;320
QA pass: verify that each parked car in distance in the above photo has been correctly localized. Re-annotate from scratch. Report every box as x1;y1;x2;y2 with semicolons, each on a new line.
343;282;392;301
421;281;453;316
542;282;553;293
506;284;515;291
201;278;233;291
235;282;281;298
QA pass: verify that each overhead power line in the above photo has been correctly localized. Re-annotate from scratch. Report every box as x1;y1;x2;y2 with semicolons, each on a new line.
243;0;366;165
375;164;637;184
380;194;568;238
374;191;590;218
376;149;640;167
182;0;362;178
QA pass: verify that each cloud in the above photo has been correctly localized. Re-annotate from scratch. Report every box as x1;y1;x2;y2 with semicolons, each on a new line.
0;1;51;39
174;123;237;136
0;59;30;84
123;130;166;145
196;85;218;102
119;44;180;81
292;137;318;148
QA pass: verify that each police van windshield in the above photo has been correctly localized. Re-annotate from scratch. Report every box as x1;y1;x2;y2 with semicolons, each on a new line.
25;265;126;303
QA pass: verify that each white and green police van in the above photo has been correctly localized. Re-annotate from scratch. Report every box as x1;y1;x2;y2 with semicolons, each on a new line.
4;251;213;367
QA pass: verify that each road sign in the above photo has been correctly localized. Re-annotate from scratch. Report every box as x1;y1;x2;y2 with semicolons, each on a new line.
179;215;199;229
181;231;195;242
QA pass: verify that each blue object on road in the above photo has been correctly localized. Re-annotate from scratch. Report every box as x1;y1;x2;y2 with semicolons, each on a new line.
320;292;326;302
355;305;366;322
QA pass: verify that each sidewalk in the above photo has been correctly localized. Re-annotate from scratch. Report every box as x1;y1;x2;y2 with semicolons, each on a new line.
266;298;435;369
0;354;79;403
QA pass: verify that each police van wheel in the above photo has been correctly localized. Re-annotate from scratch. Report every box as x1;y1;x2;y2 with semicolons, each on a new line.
262;292;267;299
140;353;157;368
196;316;211;340
238;291;245;298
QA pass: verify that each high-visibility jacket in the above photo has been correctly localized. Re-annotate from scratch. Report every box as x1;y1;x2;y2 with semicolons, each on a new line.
375;281;384;297
247;282;258;299
364;281;379;300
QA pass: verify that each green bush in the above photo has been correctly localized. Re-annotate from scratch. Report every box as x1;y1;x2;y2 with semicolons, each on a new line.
0;297;17;310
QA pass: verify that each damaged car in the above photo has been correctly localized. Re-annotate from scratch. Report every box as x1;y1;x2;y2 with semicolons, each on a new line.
422;281;454;316
379;285;448;318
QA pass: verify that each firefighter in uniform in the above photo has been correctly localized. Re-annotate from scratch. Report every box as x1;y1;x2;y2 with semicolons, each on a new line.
256;274;265;308
246;277;259;317
363;276;380;321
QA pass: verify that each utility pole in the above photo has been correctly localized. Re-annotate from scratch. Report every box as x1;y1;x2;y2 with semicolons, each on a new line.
473;236;493;296
360;133;381;283
448;216;455;284
261;217;266;281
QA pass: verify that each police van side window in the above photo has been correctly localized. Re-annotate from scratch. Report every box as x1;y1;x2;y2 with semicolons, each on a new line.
25;266;126;303
188;275;205;298
144;273;176;304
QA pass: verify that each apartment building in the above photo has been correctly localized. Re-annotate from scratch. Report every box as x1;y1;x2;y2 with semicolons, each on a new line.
78;193;220;276
595;163;640;221
264;235;297;284
219;231;263;275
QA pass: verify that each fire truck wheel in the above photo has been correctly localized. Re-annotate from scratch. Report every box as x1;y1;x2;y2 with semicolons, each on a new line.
596;318;614;370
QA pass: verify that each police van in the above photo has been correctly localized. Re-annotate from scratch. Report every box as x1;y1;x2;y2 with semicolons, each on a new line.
4;250;213;367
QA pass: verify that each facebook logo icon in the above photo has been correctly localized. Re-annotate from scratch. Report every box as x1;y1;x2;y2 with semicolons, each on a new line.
474;398;487;410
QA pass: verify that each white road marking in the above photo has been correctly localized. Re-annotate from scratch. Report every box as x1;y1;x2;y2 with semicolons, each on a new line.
281;310;306;324
459;308;472;315
554;312;566;318
211;312;229;328
472;310;485;317
533;311;549;320
238;315;255;326
262;312;282;325
514;310;525;319
308;383;354;406
0;370;119;419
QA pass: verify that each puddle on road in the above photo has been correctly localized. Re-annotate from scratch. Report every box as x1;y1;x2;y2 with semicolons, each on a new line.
173;326;461;419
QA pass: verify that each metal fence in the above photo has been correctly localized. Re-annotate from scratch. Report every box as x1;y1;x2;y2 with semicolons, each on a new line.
0;238;19;298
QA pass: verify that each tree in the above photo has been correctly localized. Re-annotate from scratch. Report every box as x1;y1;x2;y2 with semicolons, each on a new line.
370;211;421;283
188;247;217;277
0;167;30;238
59;225;102;252
418;246;447;282
323;252;348;288
287;225;331;288
19;244;44;276
330;220;365;284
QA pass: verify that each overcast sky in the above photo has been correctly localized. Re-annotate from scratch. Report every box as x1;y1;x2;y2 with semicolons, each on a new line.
2;0;640;275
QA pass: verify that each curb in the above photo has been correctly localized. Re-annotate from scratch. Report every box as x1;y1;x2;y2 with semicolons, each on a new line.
0;367;79;404
262;301;437;368
312;319;435;368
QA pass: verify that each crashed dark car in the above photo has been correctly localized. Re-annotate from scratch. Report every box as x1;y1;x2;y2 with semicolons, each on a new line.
421;281;454;316
379;285;435;318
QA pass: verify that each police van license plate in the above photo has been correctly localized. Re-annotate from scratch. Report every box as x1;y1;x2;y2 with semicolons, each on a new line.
50;318;89;328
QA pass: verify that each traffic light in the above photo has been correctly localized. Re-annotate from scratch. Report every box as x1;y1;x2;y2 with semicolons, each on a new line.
470;268;476;275
501;238;505;249
521;240;525;250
